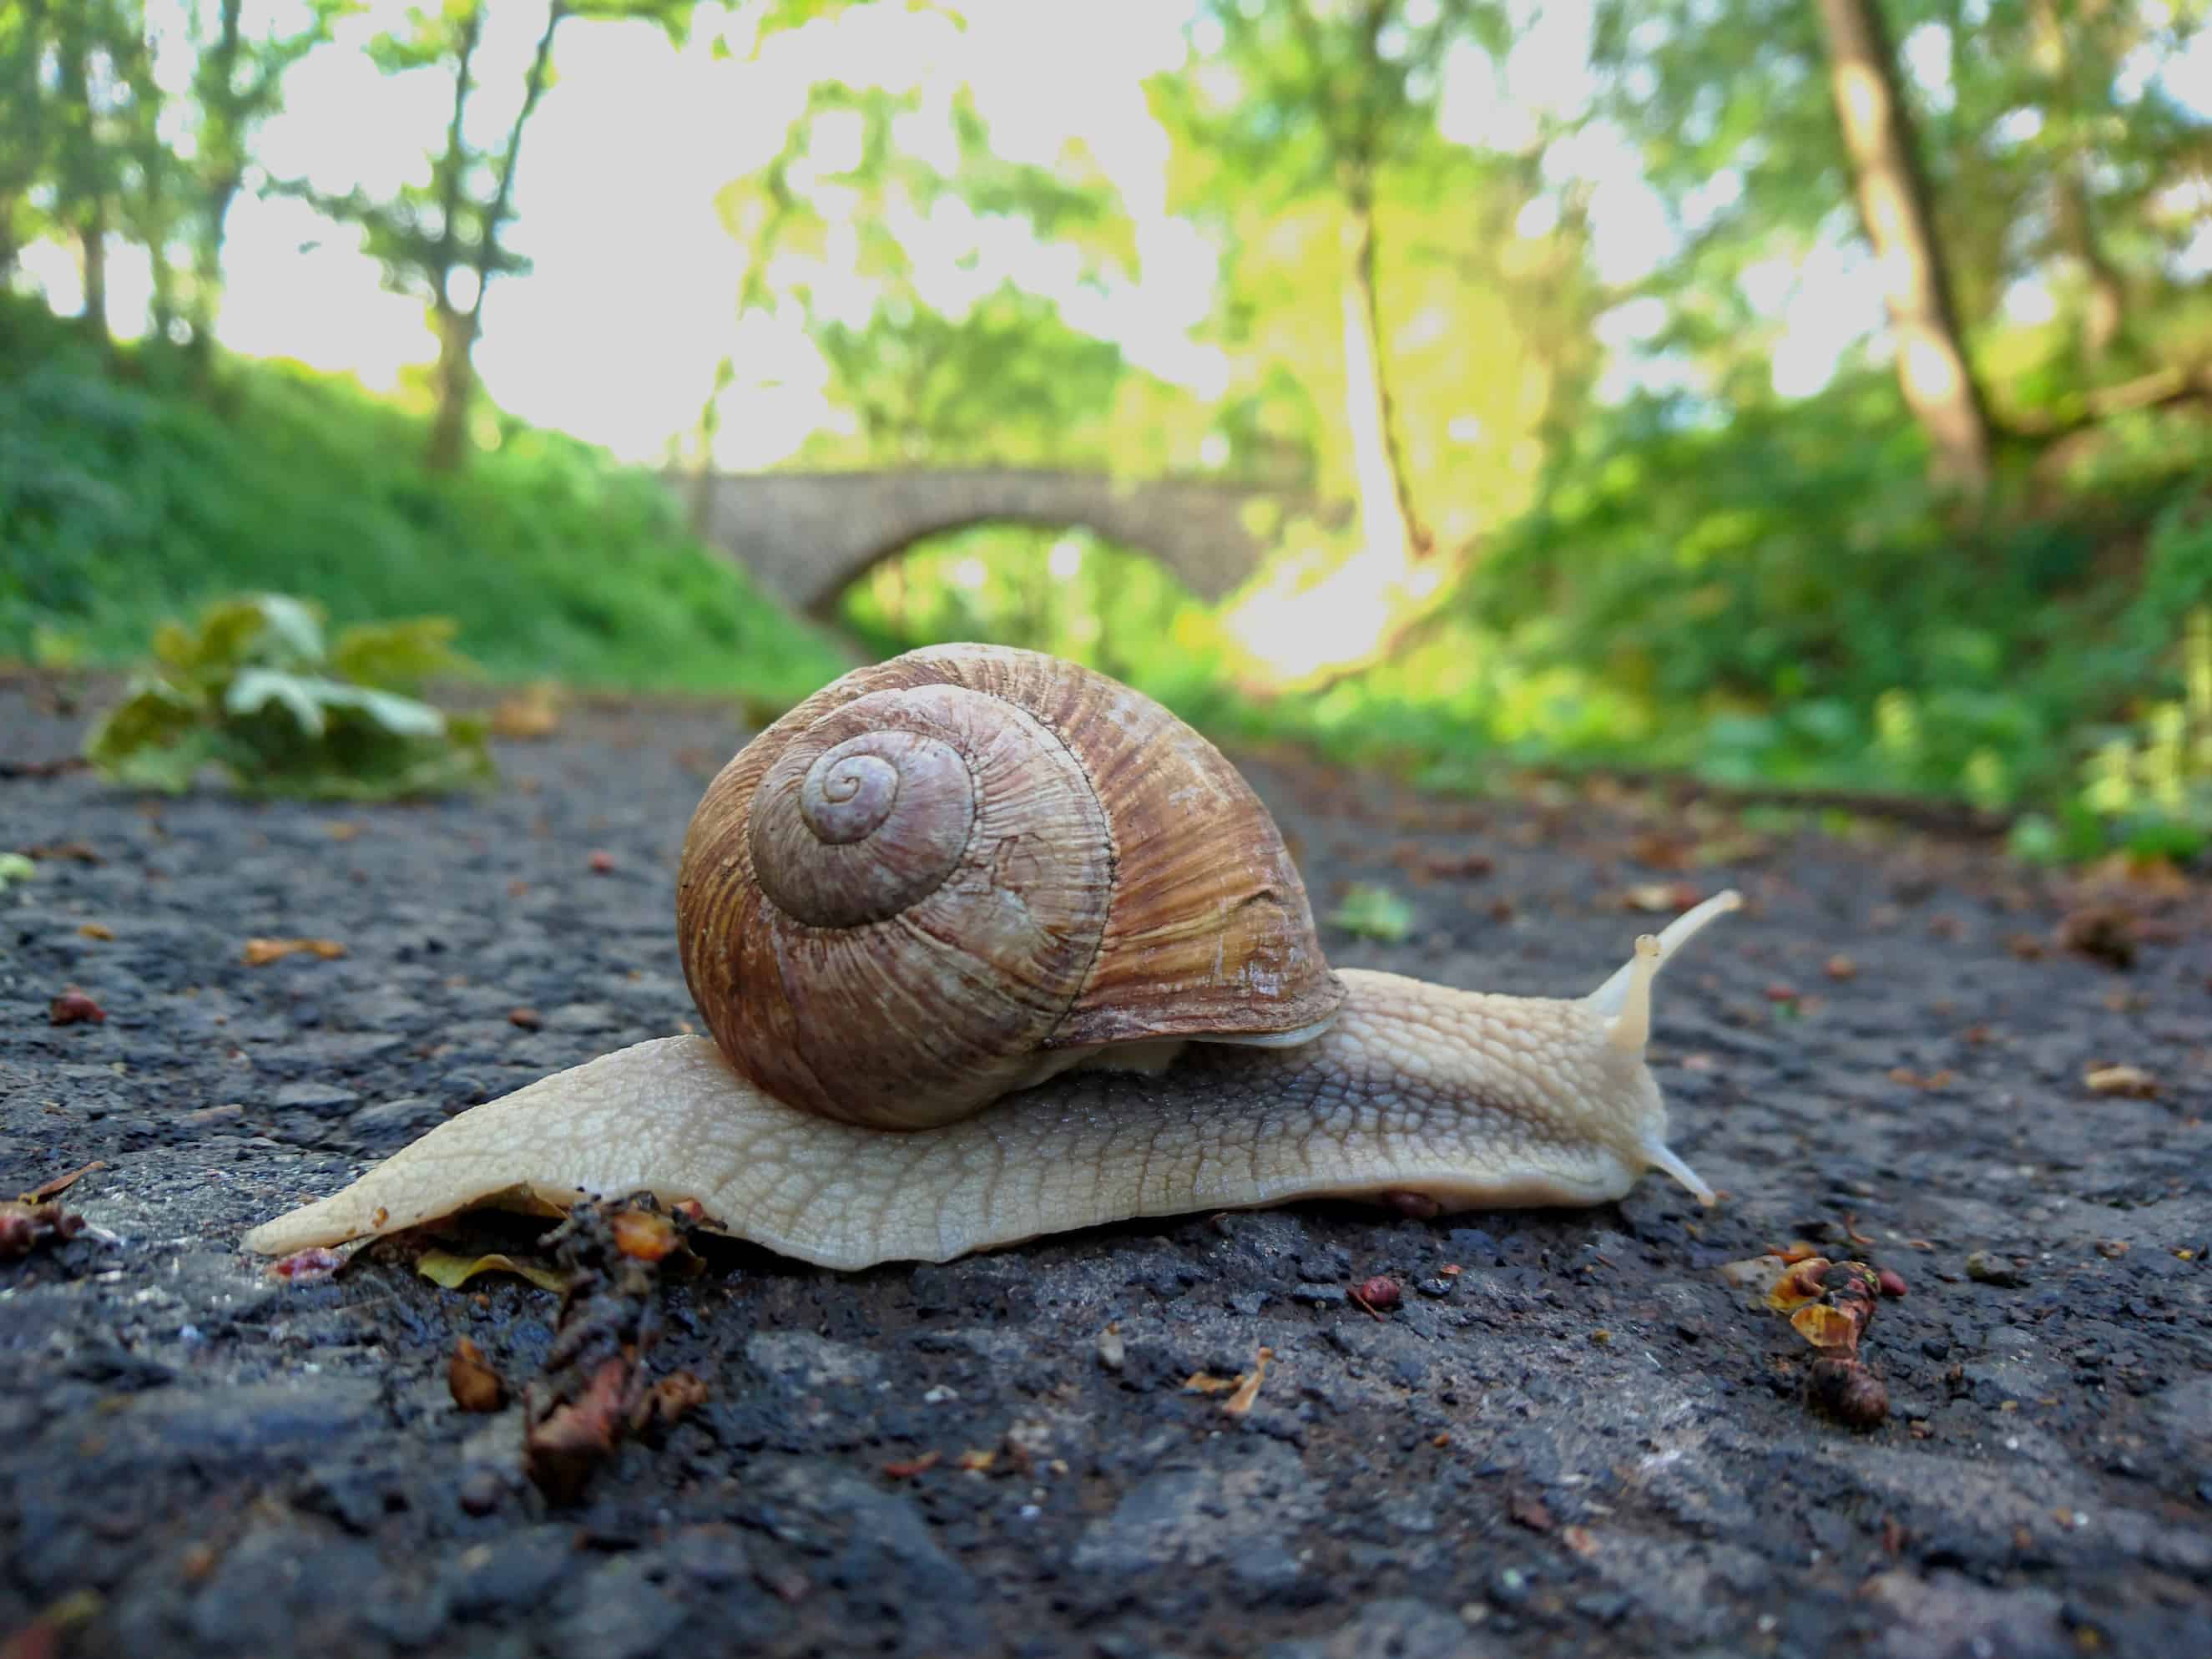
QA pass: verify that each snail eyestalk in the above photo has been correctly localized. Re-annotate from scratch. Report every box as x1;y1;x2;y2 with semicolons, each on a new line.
1585;888;1743;1040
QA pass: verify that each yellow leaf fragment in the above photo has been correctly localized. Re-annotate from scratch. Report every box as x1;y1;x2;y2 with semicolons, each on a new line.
244;937;347;966
1223;1348;1273;1417
1790;1303;1861;1350
416;1248;568;1293
2084;1065;2157;1099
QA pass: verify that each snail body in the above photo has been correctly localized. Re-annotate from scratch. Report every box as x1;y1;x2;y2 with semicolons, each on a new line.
244;645;1735;1270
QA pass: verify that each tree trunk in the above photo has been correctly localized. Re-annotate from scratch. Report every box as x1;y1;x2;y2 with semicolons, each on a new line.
189;0;247;361
79;201;108;342
688;355;736;534
1816;0;1992;494
2028;0;2125;362
55;15;107;346
422;6;483;473
426;303;477;474
1343;174;1431;559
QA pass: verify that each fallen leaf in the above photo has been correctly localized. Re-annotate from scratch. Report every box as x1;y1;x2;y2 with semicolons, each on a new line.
243;937;346;965
881;1451;942;1479
20;841;101;864
1790;1303;1861;1350
1563;1525;1599;1557
635;1370;708;1429
22;1161;106;1201
1824;954;1859;980
1221;1347;1273;1417
416;1248;569;1293
0;1200;85;1259
449;1338;508;1413
1507;1487;1555;1533
1095;1323;1125;1372
76;923;113;941
955;1449;997;1472
2084;1064;2157;1099
489;684;563;740
1182;1370;1240;1395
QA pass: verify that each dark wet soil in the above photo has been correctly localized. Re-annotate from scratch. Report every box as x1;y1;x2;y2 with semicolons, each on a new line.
3;669;2209;1659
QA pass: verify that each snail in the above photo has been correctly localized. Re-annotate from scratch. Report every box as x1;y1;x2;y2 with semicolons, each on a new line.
243;643;1740;1271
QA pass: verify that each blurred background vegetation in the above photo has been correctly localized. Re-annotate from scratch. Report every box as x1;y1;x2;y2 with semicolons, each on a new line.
2;0;2209;855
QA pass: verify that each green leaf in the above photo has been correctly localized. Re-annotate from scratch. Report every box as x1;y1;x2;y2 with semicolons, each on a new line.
329;615;469;693
1329;883;1416;944
83;677;215;793
225;667;331;736
0;853;35;893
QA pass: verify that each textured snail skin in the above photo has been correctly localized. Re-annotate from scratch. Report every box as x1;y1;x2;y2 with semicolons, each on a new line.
240;894;1735;1270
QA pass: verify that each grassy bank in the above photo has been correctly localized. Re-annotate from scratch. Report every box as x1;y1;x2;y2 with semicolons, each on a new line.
0;300;849;711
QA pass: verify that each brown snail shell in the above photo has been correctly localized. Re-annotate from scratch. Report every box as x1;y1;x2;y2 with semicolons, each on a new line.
675;643;1346;1129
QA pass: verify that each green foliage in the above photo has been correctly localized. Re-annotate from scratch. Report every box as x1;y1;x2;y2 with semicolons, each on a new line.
83;592;495;798
0;297;848;704
1327;883;1415;944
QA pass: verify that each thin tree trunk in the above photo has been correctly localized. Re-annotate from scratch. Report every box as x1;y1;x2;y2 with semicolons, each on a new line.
688;356;734;535
2028;0;2124;362
55;16;107;346
422;4;483;473
1816;0;1992;494
1343;173;1431;559
80;199;108;341
426;304;478;474
189;0;246;360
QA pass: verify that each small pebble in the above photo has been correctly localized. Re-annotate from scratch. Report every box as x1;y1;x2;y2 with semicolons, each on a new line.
1965;1251;2028;1287
457;1468;503;1516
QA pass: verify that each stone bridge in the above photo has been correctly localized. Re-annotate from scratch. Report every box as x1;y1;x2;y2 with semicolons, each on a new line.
680;468;1298;616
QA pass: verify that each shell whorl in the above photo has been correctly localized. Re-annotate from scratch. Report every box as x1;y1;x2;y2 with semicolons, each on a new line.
677;645;1345;1130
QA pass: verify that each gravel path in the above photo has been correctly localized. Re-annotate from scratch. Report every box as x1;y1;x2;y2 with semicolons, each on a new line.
3;670;2209;1659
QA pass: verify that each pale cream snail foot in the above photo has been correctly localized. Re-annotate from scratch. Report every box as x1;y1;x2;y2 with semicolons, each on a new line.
244;888;1740;1272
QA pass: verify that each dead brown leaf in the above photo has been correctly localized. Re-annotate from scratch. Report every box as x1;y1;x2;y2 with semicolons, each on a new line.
489;684;563;740
449;1338;508;1413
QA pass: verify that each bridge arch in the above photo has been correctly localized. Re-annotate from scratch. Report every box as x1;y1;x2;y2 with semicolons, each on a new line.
681;468;1294;617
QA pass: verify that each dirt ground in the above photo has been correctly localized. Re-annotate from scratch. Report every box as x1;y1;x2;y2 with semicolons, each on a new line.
3;669;2209;1659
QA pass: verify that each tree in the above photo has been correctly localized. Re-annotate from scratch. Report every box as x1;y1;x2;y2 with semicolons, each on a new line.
0;0;52;286
1154;0;1508;569
184;0;344;362
290;0;690;473
1816;0;1992;493
696;56;1139;484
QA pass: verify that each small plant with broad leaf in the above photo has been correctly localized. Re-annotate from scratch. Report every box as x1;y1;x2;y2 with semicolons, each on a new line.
84;594;494;798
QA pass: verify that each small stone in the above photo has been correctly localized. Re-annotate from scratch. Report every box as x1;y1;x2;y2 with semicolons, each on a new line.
1415;1277;1454;1298
457;1468;504;1516
1290;1283;1349;1307
1965;1252;2028;1287
269;1080;361;1114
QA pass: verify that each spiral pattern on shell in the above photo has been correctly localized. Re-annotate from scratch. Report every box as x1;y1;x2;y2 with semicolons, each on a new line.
676;645;1344;1130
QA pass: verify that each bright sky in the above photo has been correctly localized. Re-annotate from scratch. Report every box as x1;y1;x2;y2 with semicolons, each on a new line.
22;0;2210;469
